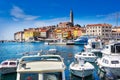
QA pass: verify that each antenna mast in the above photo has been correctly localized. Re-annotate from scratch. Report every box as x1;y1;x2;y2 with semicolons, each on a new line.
116;12;119;27
115;12;119;41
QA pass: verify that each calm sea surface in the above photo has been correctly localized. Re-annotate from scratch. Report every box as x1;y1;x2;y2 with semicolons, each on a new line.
0;42;104;80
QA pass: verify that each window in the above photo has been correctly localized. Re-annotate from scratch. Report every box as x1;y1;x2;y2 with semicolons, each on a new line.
92;42;100;49
10;62;16;65
88;54;91;56
111;44;120;53
102;59;109;64
106;46;109;49
111;61;119;64
22;56;61;62
2;62;8;65
83;54;86;56
92;54;95;56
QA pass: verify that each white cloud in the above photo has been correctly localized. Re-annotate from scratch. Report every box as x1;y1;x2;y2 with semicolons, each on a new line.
10;6;39;21
34;17;69;27
12;17;19;21
96;12;120;21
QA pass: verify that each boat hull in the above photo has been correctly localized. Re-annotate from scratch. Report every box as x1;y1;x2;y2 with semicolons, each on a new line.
99;67;120;77
70;69;93;77
69;62;94;77
0;67;17;74
74;41;87;45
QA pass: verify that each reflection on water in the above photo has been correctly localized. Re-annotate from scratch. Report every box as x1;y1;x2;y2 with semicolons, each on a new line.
0;73;16;80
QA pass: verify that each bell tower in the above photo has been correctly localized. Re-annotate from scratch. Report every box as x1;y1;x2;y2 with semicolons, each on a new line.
70;10;74;26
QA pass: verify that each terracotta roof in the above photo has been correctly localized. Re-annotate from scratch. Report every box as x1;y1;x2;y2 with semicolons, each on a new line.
112;26;120;29
86;24;112;27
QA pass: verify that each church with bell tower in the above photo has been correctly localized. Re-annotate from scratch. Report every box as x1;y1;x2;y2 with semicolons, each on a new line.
58;10;74;28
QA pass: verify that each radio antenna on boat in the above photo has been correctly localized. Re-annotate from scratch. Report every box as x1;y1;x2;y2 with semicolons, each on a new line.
116;12;119;27
115;12;119;41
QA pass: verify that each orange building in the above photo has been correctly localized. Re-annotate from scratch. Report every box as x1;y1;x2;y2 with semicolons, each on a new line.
54;27;83;39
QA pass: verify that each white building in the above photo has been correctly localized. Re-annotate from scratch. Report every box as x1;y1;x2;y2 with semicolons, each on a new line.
14;31;24;42
111;27;120;40
86;23;112;40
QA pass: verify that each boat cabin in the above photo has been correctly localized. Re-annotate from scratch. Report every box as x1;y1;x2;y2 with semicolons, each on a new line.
0;60;18;67
100;56;120;66
17;55;66;80
88;38;102;49
102;42;120;55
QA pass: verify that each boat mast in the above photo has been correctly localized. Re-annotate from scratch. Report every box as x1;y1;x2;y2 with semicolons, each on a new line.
116;13;119;41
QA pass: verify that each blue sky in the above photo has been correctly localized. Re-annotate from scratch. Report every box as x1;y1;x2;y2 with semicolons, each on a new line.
0;0;120;40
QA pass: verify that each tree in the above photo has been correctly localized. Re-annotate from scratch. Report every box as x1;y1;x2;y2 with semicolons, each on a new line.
75;24;81;27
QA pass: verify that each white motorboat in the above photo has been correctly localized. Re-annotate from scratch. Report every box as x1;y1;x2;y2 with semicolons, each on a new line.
84;38;103;53
16;54;66;80
101;41;120;55
97;55;120;77
47;48;57;54
44;42;49;45
74;35;89;45
0;59;18;74
69;57;94;77
75;51;97;62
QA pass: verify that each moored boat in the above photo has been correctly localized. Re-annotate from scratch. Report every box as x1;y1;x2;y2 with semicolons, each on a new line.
16;54;66;80
74;35;89;45
0;59;18;74
75;51;97;62
84;38;103;53
97;55;120;77
101;41;120;55
69;57;94;77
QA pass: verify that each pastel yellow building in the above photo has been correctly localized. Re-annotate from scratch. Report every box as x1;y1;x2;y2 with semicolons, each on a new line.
23;28;40;41
54;28;72;39
72;27;82;38
73;30;78;38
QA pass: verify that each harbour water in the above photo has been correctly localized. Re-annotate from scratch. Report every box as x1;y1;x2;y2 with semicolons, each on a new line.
0;42;107;80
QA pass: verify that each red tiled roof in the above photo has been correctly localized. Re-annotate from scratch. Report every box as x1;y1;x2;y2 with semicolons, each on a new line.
86;24;112;27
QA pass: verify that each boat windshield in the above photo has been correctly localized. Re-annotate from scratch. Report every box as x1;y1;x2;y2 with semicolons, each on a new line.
10;62;16;65
76;35;87;39
20;72;62;80
111;44;120;54
22;56;61;62
2;62;8;65
43;72;62;80
86;48;91;52
92;42;100;49
20;73;38;80
111;61;119;64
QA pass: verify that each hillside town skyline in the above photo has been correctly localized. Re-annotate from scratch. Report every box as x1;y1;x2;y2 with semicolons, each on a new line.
14;10;120;42
0;0;120;40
